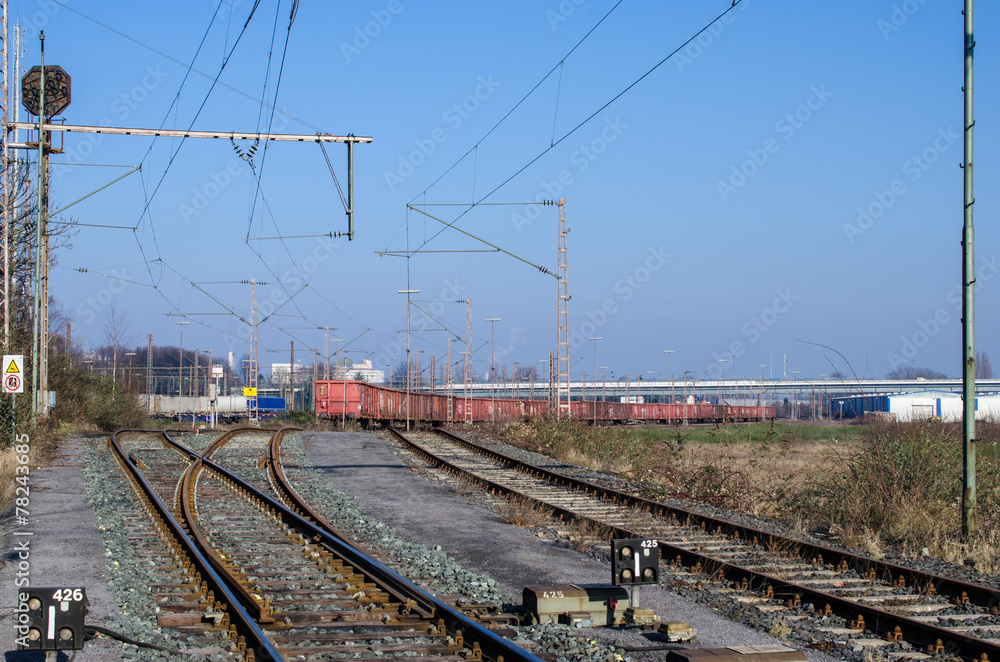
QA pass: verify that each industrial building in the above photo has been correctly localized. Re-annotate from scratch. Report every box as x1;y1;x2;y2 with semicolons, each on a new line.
831;390;1000;422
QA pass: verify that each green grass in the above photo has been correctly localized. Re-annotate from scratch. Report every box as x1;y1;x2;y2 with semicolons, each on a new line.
629;422;856;446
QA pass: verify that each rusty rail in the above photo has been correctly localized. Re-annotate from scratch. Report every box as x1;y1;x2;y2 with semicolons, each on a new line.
164;428;543;662
395;427;1000;662
109;430;283;662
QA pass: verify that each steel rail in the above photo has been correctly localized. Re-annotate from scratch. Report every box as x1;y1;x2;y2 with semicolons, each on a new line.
164;428;543;662
391;427;1000;661
179;437;278;624
434;428;1000;609
109;430;283;662
261;429;434;618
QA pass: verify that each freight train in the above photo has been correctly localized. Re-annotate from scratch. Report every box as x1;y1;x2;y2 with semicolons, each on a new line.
314;380;775;426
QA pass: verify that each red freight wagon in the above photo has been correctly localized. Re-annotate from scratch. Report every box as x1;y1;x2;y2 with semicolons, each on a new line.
315;381;775;425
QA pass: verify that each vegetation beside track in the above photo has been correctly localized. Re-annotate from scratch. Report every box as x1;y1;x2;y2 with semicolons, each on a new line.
0;354;146;513
489;416;1000;572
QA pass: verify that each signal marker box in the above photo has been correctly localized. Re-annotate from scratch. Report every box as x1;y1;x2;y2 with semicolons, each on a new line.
611;538;660;586
17;587;88;651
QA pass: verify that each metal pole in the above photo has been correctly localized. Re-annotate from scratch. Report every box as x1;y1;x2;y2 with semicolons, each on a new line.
718;359;727;424
30;33;45;422
347;139;354;241
2;6;10;352
399;290;418;431
664;350;674;404
175;321;188;422
589;337;601;425
962;0;977;539
341;343;346;431
486;318;501;422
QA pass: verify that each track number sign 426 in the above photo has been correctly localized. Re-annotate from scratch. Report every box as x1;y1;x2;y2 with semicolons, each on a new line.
3;355;24;394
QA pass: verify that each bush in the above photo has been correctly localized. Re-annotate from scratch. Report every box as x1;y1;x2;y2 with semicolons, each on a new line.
797;419;1000;564
48;356;147;431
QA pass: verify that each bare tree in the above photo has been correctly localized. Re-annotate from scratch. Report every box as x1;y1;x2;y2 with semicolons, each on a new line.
885;365;948;380
103;301;135;394
977;351;994;379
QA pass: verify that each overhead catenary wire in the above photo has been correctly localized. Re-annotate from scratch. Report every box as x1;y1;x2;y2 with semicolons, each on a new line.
247;0;299;238
410;1;746;254
48;1;324;133
131;0;262;234
405;0;626;208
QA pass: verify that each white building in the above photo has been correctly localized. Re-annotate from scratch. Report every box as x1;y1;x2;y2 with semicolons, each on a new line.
333;359;384;384
832;390;1000;422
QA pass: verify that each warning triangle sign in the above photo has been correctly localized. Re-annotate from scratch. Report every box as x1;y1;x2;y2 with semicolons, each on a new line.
5;360;19;374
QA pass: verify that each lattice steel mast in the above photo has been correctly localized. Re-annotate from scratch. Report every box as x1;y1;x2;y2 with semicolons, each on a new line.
249;279;258;421
556;198;569;418
464;298;472;424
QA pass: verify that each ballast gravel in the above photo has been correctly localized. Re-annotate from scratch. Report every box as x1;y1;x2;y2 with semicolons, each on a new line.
0;429;848;662
299;431;841;662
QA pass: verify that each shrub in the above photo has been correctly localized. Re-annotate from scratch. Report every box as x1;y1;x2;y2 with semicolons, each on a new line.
797;419;1000;564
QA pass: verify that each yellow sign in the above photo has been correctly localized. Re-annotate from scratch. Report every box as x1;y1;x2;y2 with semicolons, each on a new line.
6;359;20;374
244;387;257;397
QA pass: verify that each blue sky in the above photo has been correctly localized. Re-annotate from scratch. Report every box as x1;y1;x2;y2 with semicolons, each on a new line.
20;0;1000;382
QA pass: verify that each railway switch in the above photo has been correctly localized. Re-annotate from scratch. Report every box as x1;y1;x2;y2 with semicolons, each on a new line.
611;538;660;586
16;587;88;651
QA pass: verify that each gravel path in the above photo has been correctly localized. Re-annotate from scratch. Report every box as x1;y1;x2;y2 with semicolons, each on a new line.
0;434;122;662
302;430;840;662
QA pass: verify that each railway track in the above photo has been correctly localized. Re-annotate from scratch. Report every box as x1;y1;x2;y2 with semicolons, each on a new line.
389;426;1000;661
109;428;542;662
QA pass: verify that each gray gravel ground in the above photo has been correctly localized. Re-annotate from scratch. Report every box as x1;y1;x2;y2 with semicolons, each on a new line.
0;429;843;662
0;435;122;662
301;430;841;662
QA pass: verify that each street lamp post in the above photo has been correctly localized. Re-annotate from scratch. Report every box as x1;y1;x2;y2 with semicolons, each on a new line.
330;338;344;429
588;337;601;425
125;352;136;392
663;350;675;404
760;364;767;409
791;370;800;420
174;321;189;423
718;358;728;424
399;289;419;431
485;318;501;422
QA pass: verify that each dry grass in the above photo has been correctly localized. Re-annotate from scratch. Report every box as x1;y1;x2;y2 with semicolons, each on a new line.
0;426;59;514
490;417;1000;575
0;448;19;513
496;495;551;529
564;518;615;553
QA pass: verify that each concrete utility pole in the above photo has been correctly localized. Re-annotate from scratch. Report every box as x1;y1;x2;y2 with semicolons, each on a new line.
962;0;977;539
